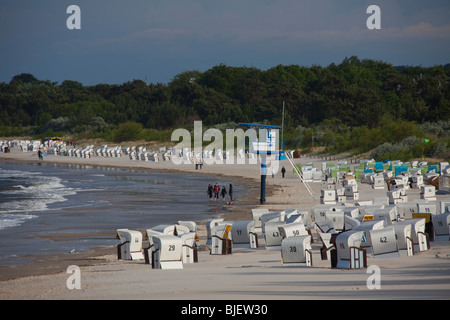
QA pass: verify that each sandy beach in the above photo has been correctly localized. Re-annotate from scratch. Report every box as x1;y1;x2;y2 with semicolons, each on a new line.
0;147;449;300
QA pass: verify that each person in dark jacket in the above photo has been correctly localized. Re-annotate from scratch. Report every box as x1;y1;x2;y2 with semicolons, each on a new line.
221;186;227;202
207;184;213;200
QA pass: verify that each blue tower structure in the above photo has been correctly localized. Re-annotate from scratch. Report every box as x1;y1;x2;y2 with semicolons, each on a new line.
239;123;284;204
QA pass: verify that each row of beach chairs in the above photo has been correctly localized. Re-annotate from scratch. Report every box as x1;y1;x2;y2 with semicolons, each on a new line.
116;197;450;270
320;179;438;205
203;197;450;269
114;165;449;271
116;221;199;269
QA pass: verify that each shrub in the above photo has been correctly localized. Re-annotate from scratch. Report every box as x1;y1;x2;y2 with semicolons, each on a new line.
112;122;143;142
370;136;423;161
431;141;448;158
43;117;71;132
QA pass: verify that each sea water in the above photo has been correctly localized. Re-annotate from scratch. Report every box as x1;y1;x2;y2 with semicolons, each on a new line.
0;160;243;265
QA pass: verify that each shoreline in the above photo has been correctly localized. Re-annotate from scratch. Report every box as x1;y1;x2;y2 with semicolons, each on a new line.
0;150;275;282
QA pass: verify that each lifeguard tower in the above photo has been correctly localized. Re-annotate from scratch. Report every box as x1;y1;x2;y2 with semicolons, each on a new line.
239;123;284;204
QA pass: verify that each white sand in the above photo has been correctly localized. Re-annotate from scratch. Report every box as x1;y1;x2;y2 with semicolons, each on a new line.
1;148;449;300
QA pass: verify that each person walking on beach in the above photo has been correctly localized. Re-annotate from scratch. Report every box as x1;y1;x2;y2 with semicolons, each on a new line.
213;182;220;201
221;186;227;202
37;149;43;160
281;166;286;178
207;184;213;200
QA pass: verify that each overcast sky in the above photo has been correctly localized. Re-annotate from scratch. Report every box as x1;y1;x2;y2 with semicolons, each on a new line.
1;0;449;85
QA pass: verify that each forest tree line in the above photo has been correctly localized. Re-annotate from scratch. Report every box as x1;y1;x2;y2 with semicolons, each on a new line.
1;56;449;160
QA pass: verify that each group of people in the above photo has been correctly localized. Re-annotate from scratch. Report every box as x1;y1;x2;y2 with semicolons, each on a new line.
207;182;233;204
206;166;288;204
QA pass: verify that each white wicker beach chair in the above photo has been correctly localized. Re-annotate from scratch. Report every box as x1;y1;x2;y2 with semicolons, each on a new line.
178;232;198;264
231;220;258;248
431;213;450;242
353;219;386;249
281;235;312;266
335;230;366;269
116;229;144;260
369;227;400;258
263;221;286;250
391;223;414;256
210;223;233;255
278;222;308;239
397;218;428;252
151;235;183;269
